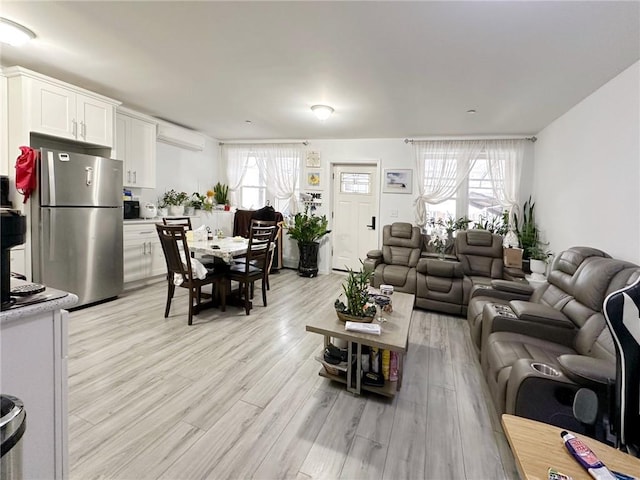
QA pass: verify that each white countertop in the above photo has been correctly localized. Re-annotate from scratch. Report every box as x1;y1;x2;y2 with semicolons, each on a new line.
1;282;78;321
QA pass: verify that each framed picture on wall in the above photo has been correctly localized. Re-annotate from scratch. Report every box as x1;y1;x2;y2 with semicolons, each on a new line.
383;169;412;194
306;170;321;189
306;151;321;168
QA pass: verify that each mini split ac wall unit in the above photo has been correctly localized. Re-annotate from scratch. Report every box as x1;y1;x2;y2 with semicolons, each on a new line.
157;122;205;151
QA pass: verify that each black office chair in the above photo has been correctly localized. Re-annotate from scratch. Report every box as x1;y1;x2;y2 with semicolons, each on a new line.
603;275;640;456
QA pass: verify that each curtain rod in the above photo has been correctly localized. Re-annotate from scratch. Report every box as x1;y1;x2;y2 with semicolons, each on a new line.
218;140;309;146
405;136;537;144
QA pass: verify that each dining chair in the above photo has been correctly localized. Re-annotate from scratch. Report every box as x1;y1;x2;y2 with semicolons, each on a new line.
155;223;226;325
162;216;192;230
226;222;276;315
233;219;279;290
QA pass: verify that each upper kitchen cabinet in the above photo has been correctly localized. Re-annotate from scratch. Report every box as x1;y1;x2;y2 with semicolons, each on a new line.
3;66;120;149
115;108;157;188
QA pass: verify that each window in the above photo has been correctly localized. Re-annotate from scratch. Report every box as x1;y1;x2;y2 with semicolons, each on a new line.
239;156;265;210
340;172;370;194
422;152;502;224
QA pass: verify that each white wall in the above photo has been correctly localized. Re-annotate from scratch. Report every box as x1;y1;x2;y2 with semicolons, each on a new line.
533;61;640;263
134;136;220;206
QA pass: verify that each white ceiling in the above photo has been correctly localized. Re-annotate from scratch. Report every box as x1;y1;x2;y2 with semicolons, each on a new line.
1;1;638;141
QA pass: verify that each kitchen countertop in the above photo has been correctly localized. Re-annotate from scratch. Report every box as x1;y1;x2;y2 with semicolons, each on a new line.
1;281;78;322
124;215;201;225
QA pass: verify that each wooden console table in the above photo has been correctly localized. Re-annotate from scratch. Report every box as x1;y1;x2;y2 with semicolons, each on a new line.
305;291;414;397
502;414;640;479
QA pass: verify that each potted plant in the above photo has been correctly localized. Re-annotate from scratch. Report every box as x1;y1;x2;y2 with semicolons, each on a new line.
334;262;377;322
187;192;212;214
162;189;189;216
528;245;552;279
213;182;230;210
286;206;331;277
514;196;539;260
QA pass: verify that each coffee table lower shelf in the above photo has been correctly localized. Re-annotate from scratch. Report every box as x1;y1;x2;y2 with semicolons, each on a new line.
317;368;398;398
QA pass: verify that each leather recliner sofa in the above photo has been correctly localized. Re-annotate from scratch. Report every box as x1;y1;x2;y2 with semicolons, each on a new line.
468;246;640;428
365;225;530;316
364;222;422;293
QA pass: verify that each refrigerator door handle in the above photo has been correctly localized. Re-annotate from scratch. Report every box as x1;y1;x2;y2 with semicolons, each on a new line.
85;166;93;186
48;151;56;205
47;209;56;262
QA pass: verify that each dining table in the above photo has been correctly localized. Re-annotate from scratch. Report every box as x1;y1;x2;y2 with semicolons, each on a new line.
188;235;250;264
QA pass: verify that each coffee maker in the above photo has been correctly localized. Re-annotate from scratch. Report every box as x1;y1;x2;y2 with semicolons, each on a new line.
1;176;27;310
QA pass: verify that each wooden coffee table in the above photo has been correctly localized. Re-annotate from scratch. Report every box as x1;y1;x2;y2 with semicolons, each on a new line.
305;291;414;397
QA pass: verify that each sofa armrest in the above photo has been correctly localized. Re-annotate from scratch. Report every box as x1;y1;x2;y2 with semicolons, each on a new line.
503;266;526;281
505;357;576;414
491;279;534;296
362;256;381;275
366;249;383;260
557;354;615;391
509;300;574;329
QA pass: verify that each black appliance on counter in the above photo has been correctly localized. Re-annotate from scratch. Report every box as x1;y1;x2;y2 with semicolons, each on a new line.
123;200;140;219
1;176;27;310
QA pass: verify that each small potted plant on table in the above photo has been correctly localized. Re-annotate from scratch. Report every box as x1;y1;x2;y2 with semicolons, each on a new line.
213;182;230;210
334;263;377;322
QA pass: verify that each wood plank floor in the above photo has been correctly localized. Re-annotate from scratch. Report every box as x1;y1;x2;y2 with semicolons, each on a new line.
68;269;518;480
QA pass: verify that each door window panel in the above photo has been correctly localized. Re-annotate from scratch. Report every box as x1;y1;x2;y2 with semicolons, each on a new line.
340;172;370;194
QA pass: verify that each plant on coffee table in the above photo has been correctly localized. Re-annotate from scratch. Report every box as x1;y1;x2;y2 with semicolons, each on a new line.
334;262;376;320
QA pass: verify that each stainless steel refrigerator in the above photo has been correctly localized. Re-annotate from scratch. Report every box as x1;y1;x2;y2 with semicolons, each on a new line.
31;148;123;307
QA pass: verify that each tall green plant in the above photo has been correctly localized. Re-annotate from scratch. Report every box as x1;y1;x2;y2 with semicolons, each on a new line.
213;182;229;205
286;207;331;244
514;196;539;259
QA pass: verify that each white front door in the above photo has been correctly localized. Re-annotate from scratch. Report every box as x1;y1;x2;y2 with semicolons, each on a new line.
331;164;379;271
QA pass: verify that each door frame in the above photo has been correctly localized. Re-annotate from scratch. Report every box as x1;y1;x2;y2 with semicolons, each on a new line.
329;159;382;272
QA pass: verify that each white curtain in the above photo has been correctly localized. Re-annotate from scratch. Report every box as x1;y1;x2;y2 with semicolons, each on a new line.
222;145;251;207
253;144;302;214
485;139;525;227
412;140;485;226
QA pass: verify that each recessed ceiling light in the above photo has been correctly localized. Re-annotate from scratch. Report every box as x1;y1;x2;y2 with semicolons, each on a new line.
245;120;252;124
466;109;477;114
0;17;36;46
311;104;334;121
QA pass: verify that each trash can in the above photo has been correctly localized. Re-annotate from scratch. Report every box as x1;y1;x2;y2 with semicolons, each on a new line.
1;395;26;480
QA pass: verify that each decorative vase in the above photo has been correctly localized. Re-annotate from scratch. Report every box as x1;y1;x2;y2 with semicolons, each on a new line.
184;206;195;216
169;205;184;216
224;204;230;211
158;207;169;217
298;241;319;277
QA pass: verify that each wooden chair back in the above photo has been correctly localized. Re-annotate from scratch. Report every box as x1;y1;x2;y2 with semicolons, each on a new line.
243;221;277;273
156;223;194;285
162;216;192;230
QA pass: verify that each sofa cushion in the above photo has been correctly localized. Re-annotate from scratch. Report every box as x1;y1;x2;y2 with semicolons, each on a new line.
390;222;413;239
416;258;463;278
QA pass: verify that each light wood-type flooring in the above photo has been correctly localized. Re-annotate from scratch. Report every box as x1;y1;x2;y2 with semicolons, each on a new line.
68;269;518;480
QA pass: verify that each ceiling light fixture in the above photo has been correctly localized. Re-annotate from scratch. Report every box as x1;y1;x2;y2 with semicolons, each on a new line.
0;17;36;46
466;109;477;114
311;104;334;121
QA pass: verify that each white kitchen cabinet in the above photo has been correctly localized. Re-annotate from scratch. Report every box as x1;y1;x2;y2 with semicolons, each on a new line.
4;66;119;149
29;77;115;146
116;109;156;188
123;223;166;283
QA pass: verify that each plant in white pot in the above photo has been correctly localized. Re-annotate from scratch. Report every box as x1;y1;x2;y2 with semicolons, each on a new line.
162;189;189;216
528;245;552;280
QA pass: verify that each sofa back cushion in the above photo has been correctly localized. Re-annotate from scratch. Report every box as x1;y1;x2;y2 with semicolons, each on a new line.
455;230;504;278
381;223;422;267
